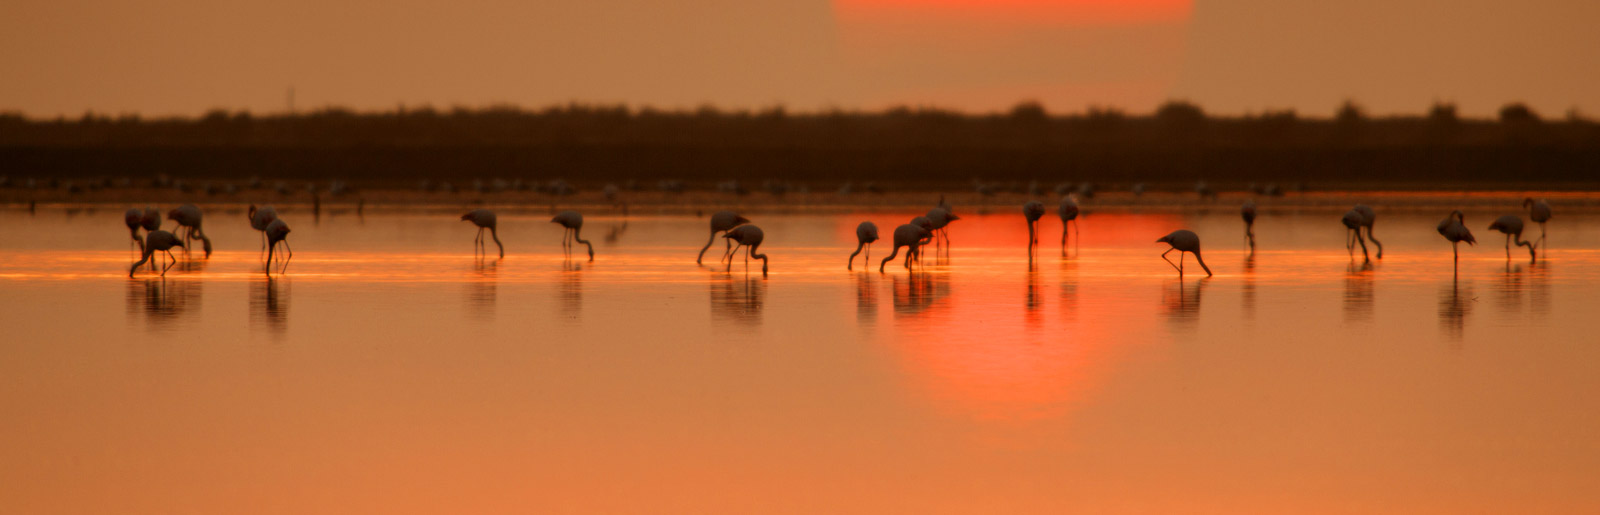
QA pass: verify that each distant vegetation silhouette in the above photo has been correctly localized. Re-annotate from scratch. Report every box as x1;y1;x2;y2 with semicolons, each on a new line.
1;100;1597;187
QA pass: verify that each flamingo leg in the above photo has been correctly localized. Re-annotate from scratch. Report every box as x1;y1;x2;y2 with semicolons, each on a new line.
162;250;177;275
1179;250;1186;276
1161;248;1182;273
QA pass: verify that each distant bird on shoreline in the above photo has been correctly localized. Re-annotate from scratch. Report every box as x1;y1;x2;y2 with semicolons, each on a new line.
460;209;504;258
699;210;749;265
1342;209;1369;260
129;230;184;277
724;224;768;275
1524;198;1552;248
552;210;594;261
848;221;879;271
880;223;930;272
1437;210;1475;268
1488;214;1537;262
1157;229;1211;277
1241;200;1257;250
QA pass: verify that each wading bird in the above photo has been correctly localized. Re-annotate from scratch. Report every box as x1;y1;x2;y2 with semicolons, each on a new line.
926;206;958;249
848;221;879;271
724;224;768;274
1353;204;1382;258
1241;200;1257;249
166;204;213;258
1488;215;1537;262
129;230;184;277
1437;210;1475;267
552;210;594;260
248;204;278;255
1157;229;1212;277
698;210;749;264
1059;195;1080;254
910;216;935;262
124;208;145;251
1342;209;1369;260
263;219;292;275
460;209;504;258
880;224;930;272
1022;201;1045;252
1524;198;1552;248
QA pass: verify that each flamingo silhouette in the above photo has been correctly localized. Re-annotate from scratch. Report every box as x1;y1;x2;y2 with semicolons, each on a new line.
1353;204;1382;258
552;210;594;260
1241;200;1257;249
1022;200;1045;253
129;230;184;277
1437;210;1475;268
263;219;292;275
910;216;935;263
723;224;768;274
166;204;213;258
698;210;749;264
1342;209;1369;260
1157;229;1212;277
124;208;144;251
1488;215;1537;262
848;221;879;270
879;223;930;272
248;204;279;255
1524;198;1551;248
460;209;504;258
926;206;958;250
1059;195;1080;255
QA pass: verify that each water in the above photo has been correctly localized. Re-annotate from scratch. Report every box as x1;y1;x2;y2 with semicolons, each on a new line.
3;199;1599;512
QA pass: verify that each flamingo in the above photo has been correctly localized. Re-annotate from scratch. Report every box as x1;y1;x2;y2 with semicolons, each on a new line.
1342;209;1369;260
1241;200;1256;249
1353;204;1382;258
848;221;879;270
166;204;213;258
1157;229;1212;277
910;216;935;263
124;208;144;252
1488;215;1537;262
724;224;768;274
248;204;279;255
460;209;504;258
1437;210;1475;267
698;210;749;264
552;210;594;260
1022;201;1045;252
1058;195;1080;254
129;230;184;277
1524;198;1551;248
879;223;931;272
926;206;959;249
263;219;292;275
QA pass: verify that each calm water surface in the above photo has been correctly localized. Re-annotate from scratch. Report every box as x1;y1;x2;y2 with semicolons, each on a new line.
3;201;1599;513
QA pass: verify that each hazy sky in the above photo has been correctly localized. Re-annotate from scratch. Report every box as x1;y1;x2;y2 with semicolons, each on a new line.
2;0;1596;117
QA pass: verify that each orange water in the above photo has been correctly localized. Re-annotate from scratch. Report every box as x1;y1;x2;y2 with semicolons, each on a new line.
2;202;1598;513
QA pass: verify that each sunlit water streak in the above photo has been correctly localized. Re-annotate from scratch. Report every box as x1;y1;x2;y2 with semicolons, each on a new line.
2;201;1599;512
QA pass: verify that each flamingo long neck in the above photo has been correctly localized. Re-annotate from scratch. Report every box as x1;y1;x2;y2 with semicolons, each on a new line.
698;231;718;263
1192;250;1213;276
849;241;865;261
130;246;155;274
572;228;593;257
879;245;902;272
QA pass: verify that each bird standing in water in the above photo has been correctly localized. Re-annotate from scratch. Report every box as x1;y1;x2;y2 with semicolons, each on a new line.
724;224;768;275
1437;210;1475;269
129;230;184;277
1488;215;1537;263
1342;209;1369;260
263;219;292;275
880;223;930;272
552;210;594;261
848;221;879;271
124;208;146;252
1241;200;1257;250
248;204;279;256
1353;204;1382;258
1524;198;1552;248
1157;229;1212;277
1059;195;1080;255
1022;201;1045;254
698;210;749;265
926;205;958;250
461;209;504;258
167;204;213;258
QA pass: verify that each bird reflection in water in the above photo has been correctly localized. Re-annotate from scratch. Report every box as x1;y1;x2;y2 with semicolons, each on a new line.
1025;268;1043;327
891;271;950;317
1059;260;1080;322
1494;261;1526;317
125;277;201;331
1162;278;1208;330
1438;278;1475;343
173;257;208;274
1529;261;1551;318
854;272;878;326
710;273;764;326
467;257;499;321
1343;259;1375;323
560;258;583;321
1241;254;1257;321
249;277;289;336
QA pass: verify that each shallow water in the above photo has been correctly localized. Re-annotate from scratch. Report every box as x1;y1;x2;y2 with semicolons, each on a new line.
3;200;1599;513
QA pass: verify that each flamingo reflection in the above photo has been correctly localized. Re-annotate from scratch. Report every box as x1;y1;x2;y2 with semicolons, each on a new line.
1343;259;1375;323
1438;278;1474;343
710;274;765;326
249;277;289;335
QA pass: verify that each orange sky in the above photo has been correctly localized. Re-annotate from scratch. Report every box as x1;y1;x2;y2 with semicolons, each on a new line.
0;0;1596;117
